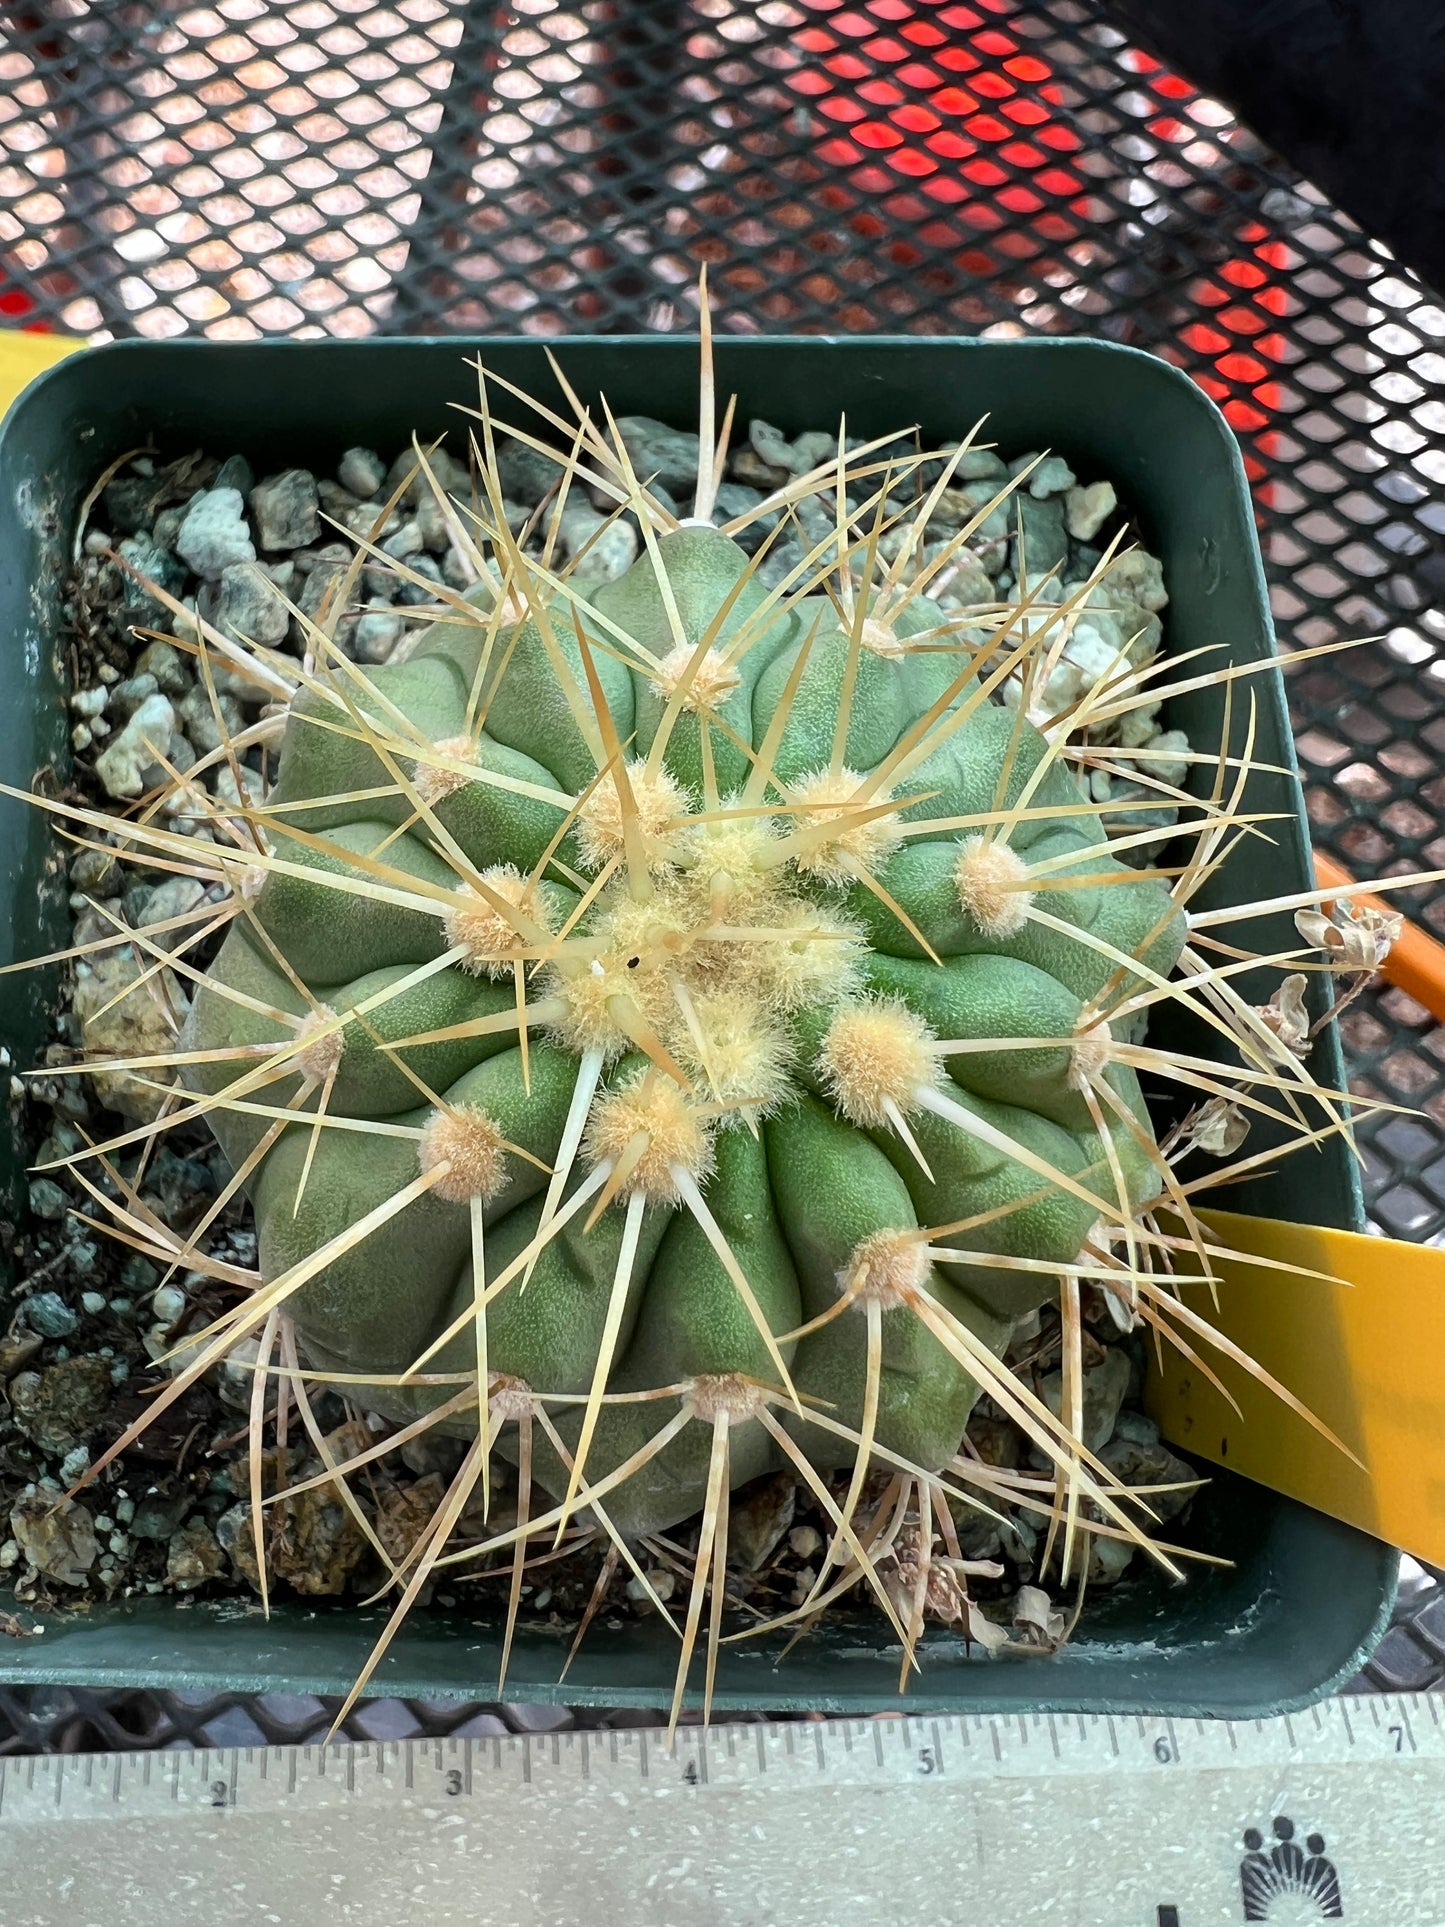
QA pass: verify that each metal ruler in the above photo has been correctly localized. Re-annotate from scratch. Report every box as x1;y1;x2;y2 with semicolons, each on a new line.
2;1695;1441;1925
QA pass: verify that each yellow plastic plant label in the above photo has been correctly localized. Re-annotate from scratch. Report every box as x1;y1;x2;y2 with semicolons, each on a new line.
0;330;84;417
1147;1207;1445;1565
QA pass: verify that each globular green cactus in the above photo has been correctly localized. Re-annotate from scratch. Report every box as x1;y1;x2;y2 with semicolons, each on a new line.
180;421;1183;1643
32;337;1367;1723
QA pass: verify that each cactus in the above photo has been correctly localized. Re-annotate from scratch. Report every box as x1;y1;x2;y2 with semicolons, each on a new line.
12;313;1393;1726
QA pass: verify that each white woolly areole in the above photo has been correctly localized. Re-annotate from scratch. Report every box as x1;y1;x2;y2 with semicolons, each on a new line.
584;1072;714;1203
443;864;537;978
753;901;866;1011
1068;1018;1113;1091
953;834;1033;938
859;614;904;658
293;1005;343;1080
843;1227;930;1308
418;1103;508;1204
787;766;905;885
576;759;689;872
676;990;794;1124
414;734;477;806
649;643;742;713
817;996;940;1127
487;1373;535;1424
684;1373;768;1423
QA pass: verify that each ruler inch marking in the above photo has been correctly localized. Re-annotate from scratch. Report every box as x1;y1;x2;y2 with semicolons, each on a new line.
1393;1700;1419;1755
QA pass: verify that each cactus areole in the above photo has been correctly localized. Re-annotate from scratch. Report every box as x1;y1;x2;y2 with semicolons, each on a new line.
185;508;1186;1545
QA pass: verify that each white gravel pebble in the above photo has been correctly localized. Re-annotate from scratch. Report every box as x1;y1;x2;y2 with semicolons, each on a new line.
176;487;256;579
93;693;175;799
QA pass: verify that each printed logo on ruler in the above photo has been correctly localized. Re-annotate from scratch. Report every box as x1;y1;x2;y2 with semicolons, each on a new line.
1240;1816;1344;1922
1155;1814;1347;1925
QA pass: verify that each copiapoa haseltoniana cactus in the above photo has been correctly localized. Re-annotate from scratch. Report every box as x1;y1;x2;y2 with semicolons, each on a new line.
22;323;1383;1725
184;503;1183;1541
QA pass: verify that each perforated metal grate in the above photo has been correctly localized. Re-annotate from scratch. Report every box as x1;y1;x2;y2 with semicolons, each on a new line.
3;0;1444;1735
0;1684;798;1753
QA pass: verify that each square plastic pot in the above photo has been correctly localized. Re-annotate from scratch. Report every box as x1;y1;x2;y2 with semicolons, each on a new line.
0;336;1395;1717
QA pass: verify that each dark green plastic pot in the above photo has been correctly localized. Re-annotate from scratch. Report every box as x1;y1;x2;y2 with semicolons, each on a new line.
0;337;1395;1715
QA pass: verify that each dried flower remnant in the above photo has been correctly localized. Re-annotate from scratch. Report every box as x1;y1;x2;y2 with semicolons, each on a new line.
1183;1096;1251;1159
1295;901;1402;974
1258;973;1311;1057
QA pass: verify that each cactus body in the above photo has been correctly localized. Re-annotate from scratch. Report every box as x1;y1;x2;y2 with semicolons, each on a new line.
186;520;1185;1539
